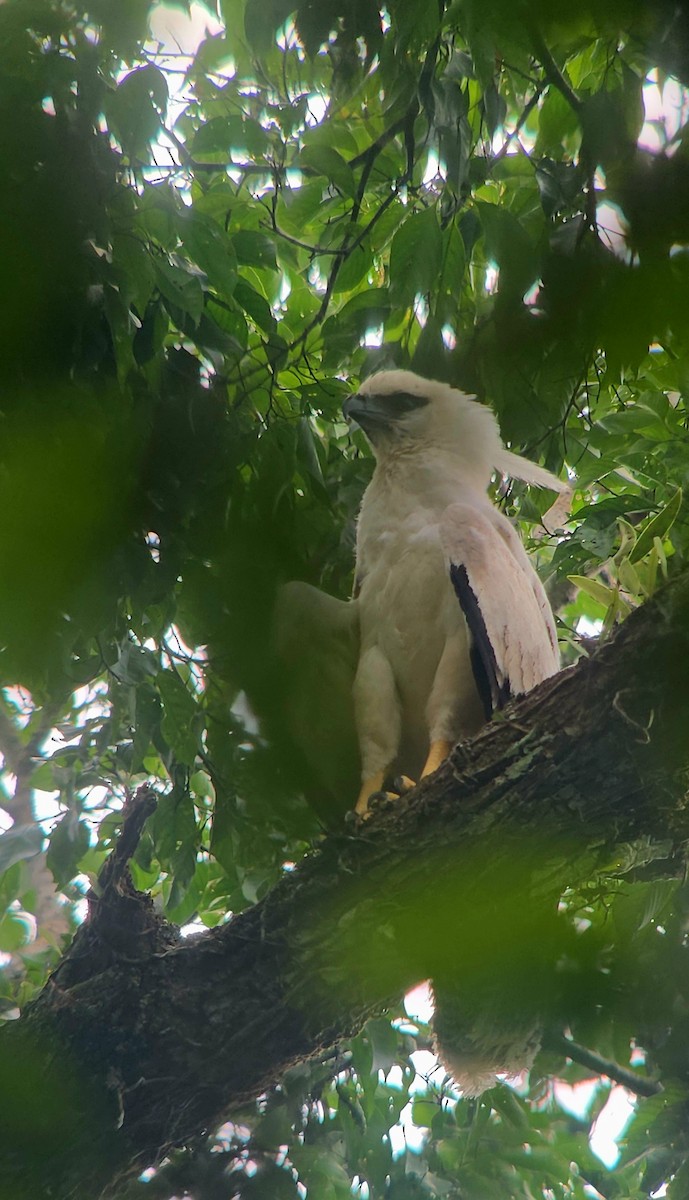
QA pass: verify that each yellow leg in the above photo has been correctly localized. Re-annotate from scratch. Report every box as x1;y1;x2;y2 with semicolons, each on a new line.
356;752;446;816
420;739;452;778
355;771;385;818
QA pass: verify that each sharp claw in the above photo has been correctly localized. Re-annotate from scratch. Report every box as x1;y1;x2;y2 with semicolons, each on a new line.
391;775;415;794
363;789;399;814
369;789;390;807
354;772;418;821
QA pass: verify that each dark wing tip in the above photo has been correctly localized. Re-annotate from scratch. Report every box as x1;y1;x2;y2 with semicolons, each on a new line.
449;563;511;719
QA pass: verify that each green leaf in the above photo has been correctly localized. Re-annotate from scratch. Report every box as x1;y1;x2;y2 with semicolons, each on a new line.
190;770;214;799
113;642;159;686
158;670;198;767
617;556;642;596
323;288;391;340
219;0;247;36
111;233;155;314
154;258;205;324
476;201;539;299
394;0;440;50
411;315;446;376
46;815;91;888
366;1017;398;1073
244;0;293;53
411;1099;438;1127
106;65;169;160
614;879;679;941
296;417;325;490
490;1087;529;1129
278;181;328;234
181;214;238;299
189;118;229;157
629;488;683;563
388;208;443;306
252;1104;294;1151
191;32;238;78
234;277;276;332
581;88;631;170
567;575;616;608
231;229;278;270
0;824;43;874
439;221;465;300
103;283;136;383
332;239;373;294
206;298;249;351
301;146;356;198
535;86;580;157
577;520;618;560
0;911;32;952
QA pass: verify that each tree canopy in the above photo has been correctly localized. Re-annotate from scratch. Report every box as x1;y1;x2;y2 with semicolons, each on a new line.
1;1;689;1197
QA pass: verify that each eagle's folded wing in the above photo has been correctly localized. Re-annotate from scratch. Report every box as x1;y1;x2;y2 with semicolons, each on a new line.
440;503;560;720
272;581;361;821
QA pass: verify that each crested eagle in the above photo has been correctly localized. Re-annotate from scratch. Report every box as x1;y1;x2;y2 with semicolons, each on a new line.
273;369;568;1092
275;369;565;821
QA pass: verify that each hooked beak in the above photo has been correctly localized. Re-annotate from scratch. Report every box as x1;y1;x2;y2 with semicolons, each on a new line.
343;393;394;432
342;393;366;422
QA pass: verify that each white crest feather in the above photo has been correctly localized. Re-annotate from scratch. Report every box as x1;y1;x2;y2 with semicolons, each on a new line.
494;447;567;492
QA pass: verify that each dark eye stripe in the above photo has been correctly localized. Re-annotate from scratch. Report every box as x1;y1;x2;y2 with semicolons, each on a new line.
383;390;429;411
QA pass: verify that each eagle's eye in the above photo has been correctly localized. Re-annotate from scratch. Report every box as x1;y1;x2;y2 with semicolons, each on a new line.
384;390;430;413
343;390;429;435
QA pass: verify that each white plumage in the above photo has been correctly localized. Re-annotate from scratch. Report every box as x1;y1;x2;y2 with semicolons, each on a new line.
273;373;565;1091
342;370;563;815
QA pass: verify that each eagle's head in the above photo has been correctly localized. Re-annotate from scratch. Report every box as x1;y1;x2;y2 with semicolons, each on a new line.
343;369;565;493
343;369;502;476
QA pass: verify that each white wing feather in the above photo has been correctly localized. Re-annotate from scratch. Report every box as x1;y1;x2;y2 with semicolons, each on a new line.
440;503;559;716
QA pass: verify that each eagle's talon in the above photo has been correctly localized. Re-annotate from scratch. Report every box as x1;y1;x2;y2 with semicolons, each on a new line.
355;789;398;821
391;775;415;794
369;789;393;808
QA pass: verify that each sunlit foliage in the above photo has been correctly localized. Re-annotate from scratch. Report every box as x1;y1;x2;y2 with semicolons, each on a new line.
1;0;689;1195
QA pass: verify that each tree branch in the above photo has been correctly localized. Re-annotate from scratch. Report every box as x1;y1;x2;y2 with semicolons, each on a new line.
4;570;689;1197
543;1032;662;1098
530;33;583;116
490;85;545;167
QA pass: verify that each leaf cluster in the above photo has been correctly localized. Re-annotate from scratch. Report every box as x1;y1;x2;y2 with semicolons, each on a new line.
1;0;689;1196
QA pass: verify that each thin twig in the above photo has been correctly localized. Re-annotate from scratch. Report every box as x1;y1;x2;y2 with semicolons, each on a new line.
530;33;583;115
491;85;545;166
543;1031;662;1098
348;114;410;169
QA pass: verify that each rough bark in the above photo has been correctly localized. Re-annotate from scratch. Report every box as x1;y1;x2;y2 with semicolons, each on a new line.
2;570;689;1199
